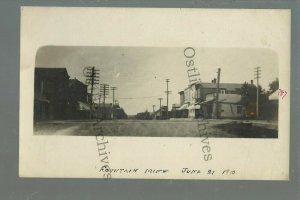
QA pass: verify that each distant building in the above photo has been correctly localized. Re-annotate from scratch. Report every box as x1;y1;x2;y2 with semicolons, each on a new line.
93;103;127;120
170;104;182;118
177;81;245;119
152;106;168;120
34;68;69;120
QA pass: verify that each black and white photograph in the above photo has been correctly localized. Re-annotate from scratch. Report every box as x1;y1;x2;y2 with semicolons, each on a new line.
34;46;280;138
19;7;290;180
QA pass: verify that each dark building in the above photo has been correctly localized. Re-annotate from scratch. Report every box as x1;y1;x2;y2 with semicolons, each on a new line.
113;104;128;119
34;67;126;121
66;78;89;119
68;79;88;103
34;68;69;120
152;106;168;120
93;103;127;120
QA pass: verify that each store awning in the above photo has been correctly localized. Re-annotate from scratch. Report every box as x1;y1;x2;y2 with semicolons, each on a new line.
178;104;189;110
199;99;214;105
187;104;201;109
78;101;90;111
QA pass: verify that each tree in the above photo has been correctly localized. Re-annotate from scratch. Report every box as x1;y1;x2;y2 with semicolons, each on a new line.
240;82;258;107
268;78;279;94
240;82;269;118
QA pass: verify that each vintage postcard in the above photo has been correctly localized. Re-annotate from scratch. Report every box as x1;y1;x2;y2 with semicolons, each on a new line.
19;7;290;180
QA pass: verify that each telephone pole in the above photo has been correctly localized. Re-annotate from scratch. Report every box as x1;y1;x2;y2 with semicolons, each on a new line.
83;66;99;119
111;87;117;106
152;105;156;113
214;68;221;119
165;79;171;119
158;97;163;120
254;67;261;119
100;84;109;119
111;86;117;119
98;93;102;121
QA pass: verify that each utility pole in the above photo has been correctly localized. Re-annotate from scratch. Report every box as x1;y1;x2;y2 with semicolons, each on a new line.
254;67;261;119
111;87;117;107
215;68;221;119
158;97;163;120
83;66;99;119
111;86;117;119
152;105;156;112
165;79;171;119
100;84;109;119
98;93;102;121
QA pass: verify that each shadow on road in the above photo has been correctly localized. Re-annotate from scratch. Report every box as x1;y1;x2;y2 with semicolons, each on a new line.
213;122;278;138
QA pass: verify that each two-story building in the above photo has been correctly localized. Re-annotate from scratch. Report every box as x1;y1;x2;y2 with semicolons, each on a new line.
66;78;90;119
34;68;90;121
34;68;70;120
178;80;244;119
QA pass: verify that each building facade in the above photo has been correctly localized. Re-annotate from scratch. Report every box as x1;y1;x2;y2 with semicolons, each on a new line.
177;81;245;119
34;68;91;121
66;78;89;119
34;68;70;120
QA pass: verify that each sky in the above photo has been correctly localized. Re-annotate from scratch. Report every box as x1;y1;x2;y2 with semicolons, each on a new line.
35;46;278;115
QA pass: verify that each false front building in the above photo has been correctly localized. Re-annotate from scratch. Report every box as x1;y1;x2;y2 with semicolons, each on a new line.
34;68;70;120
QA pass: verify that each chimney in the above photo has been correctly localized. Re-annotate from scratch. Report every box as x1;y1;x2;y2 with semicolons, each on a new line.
251;80;253;85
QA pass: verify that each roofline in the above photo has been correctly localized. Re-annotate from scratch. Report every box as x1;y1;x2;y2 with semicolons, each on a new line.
181;82;243;91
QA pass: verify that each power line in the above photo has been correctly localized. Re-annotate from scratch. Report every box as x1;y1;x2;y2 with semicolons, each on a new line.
83;66;100;119
165;79;171;119
254;66;261;118
111;87;117;106
113;95;162;99
158;97;163;120
214;68;221;119
111;86;117;119
100;83;109;119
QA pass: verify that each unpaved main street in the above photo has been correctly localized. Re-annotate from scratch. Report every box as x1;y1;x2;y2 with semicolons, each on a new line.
34;119;278;138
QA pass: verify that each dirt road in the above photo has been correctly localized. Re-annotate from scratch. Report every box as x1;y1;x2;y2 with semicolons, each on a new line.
34;119;278;138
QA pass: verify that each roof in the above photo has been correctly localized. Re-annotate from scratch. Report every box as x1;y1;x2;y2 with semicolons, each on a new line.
269;91;279;100
178;104;189;110
218;94;242;103
205;93;242;103
93;103;113;108
183;82;243;91
68;78;87;87
35;68;69;79
187;104;200;109
153;106;168;114
200;82;243;90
